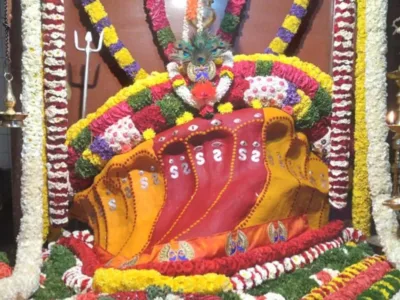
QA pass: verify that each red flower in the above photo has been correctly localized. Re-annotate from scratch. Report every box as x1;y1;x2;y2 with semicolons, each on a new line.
224;78;250;109
132;104;167;133
316;270;333;285
192;81;217;108
0;262;12;279
282;106;294;116
77;292;98;300
182;260;194;275
199;105;215;118
151;81;173;101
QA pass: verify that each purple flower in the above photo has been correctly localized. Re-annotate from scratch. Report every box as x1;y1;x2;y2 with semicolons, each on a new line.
94;17;112;33
109;41;124;56
290;4;307;19
277;28;295;44
283;82;301;106
124;62;141;79
90;137;115;160
81;0;96;7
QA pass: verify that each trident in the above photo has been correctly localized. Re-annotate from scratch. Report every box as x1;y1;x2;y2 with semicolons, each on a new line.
74;30;104;118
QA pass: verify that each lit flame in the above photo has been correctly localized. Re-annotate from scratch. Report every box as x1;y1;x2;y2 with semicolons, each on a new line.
388;111;396;124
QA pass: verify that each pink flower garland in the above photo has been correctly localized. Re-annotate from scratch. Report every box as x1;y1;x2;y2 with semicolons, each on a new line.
42;0;70;226
328;0;356;209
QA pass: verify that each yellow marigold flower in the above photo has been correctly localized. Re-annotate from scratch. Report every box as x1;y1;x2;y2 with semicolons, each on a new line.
82;149;105;167
220;70;234;80
293;90;312;120
85;1;107;24
217;102;233;114
114;48;134;67
172;79;186;88
269;37;288;54
136;68;149;80
143;128;156;140
282;15;301;33
176;111;194;125
345;241;357;247
251;99;263;109
103;26;119;47
294;0;310;9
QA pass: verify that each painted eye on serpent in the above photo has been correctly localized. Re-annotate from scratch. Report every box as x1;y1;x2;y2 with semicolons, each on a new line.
188;124;199;131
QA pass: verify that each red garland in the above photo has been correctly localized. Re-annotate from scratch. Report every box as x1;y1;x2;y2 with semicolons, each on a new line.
105;291;147;300
58;237;101;276
129;221;344;277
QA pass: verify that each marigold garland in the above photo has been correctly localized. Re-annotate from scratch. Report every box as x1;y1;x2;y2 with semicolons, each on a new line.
352;0;370;236
80;0;148;81
358;270;400;299
324;260;392;299
301;255;386;299
92;268;232;294
265;0;310;54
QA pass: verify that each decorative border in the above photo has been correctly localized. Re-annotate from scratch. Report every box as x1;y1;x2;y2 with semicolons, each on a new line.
0;0;45;297
328;0;356;209
265;0;310;55
80;0;148;81
42;0;70;227
352;0;370;235
365;0;399;268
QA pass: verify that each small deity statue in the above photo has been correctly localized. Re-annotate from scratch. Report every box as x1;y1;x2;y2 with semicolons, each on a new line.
189;0;216;29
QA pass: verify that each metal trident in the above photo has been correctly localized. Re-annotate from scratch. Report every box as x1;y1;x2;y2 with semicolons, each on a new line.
74;30;104;118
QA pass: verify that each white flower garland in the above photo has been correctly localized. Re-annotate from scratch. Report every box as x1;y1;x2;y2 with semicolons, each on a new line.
196;0;204;33
328;0;356;209
365;0;400;268
230;228;363;291
0;0;44;297
42;0;70;227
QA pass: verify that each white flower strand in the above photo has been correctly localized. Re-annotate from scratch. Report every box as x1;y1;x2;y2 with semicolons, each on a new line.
0;0;44;297
197;0;204;33
366;0;400;268
182;0;190;42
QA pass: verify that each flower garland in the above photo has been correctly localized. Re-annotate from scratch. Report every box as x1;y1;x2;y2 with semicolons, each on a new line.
42;0;70;227
0;0;45;297
328;0;356;209
92;268;232;294
365;0;398;268
132;222;346;277
301;255;386;299
265;0;311;54
230;234;354;291
352;0;370;236
323;260;392;300
62;258;94;294
358;269;400;299
80;0;148;81
246;242;374;298
146;0;247;61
